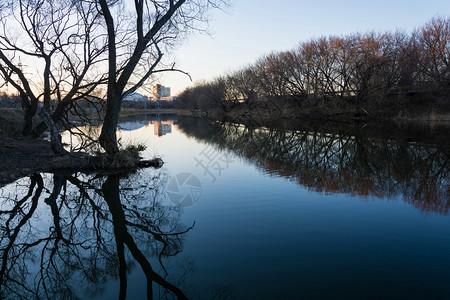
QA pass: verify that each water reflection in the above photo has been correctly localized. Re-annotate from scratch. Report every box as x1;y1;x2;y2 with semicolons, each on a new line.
0;170;192;299
177;117;450;215
119;120;152;131
2;116;449;299
118;114;174;136
64;113;176;152
153;120;173;137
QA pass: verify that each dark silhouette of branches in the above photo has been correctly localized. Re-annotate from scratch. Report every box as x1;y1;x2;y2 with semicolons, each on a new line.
177;117;450;215
0;0;108;138
0;169;194;299
97;0;228;153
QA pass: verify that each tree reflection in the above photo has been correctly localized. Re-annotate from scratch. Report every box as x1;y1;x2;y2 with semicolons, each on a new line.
177;117;449;214
0;170;192;299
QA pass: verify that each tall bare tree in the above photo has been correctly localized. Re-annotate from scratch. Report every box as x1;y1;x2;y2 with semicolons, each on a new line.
97;0;226;153
0;0;226;155
413;16;450;92
0;0;108;137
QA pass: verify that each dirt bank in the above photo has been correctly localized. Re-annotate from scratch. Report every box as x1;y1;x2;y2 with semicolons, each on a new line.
0;108;162;187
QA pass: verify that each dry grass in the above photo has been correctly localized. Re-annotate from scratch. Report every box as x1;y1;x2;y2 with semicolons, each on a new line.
87;143;147;169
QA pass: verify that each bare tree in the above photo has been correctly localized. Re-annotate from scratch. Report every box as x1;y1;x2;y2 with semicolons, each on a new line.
0;0;227;156
0;0;108;137
413;16;450;92
252;52;290;98
178;16;450;117
227;66;262;110
97;0;227;153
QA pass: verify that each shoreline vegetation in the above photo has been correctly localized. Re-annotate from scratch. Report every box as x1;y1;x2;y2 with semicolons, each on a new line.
2;106;449;187
175;17;450;123
176;106;450;125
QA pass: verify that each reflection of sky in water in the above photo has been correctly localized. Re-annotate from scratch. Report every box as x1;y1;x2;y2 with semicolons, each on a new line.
132;119;450;299
2;117;450;299
118;120;150;131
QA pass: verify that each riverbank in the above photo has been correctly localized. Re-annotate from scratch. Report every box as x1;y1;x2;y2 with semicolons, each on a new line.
2;106;449;186
175;104;450;127
0;108;164;187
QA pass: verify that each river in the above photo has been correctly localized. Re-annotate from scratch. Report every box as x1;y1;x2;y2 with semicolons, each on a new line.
0;114;449;299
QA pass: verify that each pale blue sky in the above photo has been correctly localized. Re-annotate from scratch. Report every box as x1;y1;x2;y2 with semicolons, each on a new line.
161;0;450;95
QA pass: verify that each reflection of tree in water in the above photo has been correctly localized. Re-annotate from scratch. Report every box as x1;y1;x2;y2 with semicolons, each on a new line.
177;117;449;214
0;170;193;299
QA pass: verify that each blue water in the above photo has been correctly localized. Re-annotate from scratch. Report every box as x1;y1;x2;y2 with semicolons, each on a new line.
1;116;449;299
119;118;450;299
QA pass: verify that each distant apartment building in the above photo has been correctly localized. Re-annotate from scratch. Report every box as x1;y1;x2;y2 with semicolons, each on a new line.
153;84;171;100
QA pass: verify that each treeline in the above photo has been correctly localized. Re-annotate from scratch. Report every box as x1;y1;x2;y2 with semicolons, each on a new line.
176;17;450;116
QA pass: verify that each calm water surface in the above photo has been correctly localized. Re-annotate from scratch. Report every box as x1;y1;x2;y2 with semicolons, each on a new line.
0;115;449;299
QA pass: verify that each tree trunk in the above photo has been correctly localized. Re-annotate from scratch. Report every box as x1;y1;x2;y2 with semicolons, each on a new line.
33;99;71;137
43;56;51;112
99;93;121;154
97;0;187;155
39;109;69;156
22;107;34;136
20;92;37;136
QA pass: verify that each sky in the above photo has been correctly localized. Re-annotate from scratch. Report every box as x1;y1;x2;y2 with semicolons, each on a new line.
160;0;450;95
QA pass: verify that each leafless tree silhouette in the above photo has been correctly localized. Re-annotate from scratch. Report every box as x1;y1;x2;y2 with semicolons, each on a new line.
0;169;195;299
